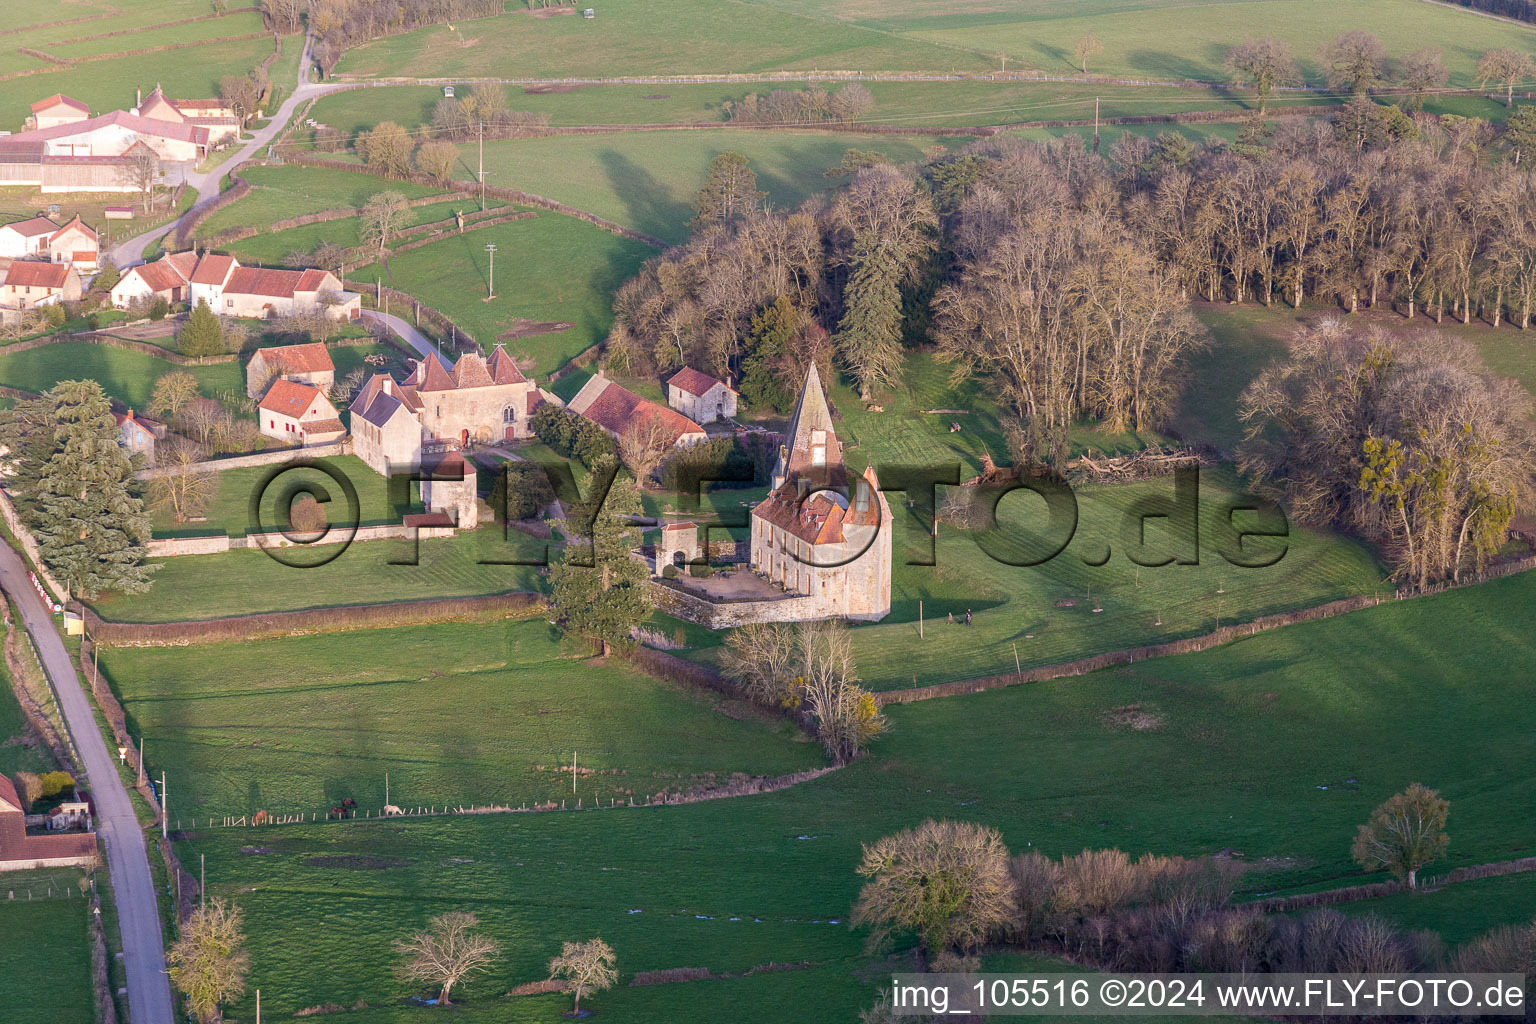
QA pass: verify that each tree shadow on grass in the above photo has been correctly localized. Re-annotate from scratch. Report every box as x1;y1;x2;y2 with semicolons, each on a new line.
597;147;692;243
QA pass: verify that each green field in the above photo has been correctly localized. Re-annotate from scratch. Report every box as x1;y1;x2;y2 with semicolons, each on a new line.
149;455;419;539
0;342;243;408
307;79;1353;134
102;617;819;817
0;895;95;1024
1336;872;1536;945
89;527;546;623
465;130;960;243
223;197;512;265
0;640;54;779
197;165;449;239
0;33;283;134
174;568;1536;1019
350;211;657;375
334;0;995;80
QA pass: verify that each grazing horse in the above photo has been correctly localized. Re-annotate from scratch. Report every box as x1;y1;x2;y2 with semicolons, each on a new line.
328;806;345;820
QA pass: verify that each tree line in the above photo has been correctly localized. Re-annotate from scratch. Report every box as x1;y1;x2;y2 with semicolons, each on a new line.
261;0;504;76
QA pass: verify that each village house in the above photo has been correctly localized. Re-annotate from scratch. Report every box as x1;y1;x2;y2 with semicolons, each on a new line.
405;347;544;447
0;216;59;259
185;252;359;320
746;364;891;621
568;373;707;449
0;214;99;271
258;379;345;446
109;250;198;308
0;261;82;311
114;409;164;466
245;342;336;398
27;94;90;131
350;373;426;476
0;776;96;871
667;366;737;424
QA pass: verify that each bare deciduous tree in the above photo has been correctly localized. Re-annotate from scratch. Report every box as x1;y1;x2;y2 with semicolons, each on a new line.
1074;32;1103;75
393;911;500;1007
547;937;617;1016
1223;38;1301;114
1477;48;1536;108
360;190;410;256
118;149;160;212
148;438;216;523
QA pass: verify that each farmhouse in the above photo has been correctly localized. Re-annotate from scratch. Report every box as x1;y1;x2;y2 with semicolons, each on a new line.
134;86;240;145
569;373;706;449
109;250;198;308
0;777;96;872
0;261;82;311
257;379;345;446
747;364;891;621
185;252;359;320
350;373;425;475
0;215;99;271
667;366;737;423
246;342;335;398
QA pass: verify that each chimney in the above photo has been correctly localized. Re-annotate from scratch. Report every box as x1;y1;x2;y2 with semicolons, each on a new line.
382;378;394;396
136;86;141;107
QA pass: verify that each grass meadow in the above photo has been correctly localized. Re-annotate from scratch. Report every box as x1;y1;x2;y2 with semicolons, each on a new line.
333;0;995;80
0;342;243;408
196;165;449;239
0;894;94;1024
173;568;1536;1020
465;131;961;244
349;211;658;375
100;617;819;817
88;527;547;623
224;197;511;265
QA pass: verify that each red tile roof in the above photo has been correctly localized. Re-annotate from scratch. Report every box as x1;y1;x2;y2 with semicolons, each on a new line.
128;259;185;294
574;378;704;447
190;253;237;286
4;262;71;288
486;346;528;385
304;417;345;436
452;353;495;389
2;216;58;238
259;378;327;418
0;777;97;865
415;354;459;393
12;109;209;146
669;366;732;398
48;214;95;245
165;250;199;281
257;342;334;375
225;267;306;298
30;94;88;115
403;511;455;528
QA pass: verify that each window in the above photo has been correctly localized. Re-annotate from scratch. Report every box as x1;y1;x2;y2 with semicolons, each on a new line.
502;406;516;423
811;429;826;466
226;299;233;307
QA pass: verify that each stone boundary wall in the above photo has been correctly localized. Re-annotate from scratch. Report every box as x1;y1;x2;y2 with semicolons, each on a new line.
85;591;543;646
135;440;346;480
648;578;821;629
1;329;238;366
146;520;456;557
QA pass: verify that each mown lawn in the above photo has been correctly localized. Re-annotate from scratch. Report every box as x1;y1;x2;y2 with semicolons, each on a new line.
176;568;1536;1020
148;455;419;539
0;894;94;1024
90;527;547;623
102;617;820;817
465;130;961;244
225;197;511;265
350;211;657;376
0;341;242;408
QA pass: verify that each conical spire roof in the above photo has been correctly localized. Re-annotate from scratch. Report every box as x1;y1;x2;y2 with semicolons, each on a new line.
774;362;844;491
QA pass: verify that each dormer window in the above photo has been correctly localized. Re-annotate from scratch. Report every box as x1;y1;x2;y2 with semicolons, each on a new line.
811;429;826;466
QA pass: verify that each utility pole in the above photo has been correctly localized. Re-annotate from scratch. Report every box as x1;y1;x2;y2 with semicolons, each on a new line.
137;737;143;787
385;772;389;808
572;750;577;793
200;853;205;909
1094;96;1101;153
477;120;486;212
485;243;497;300
160;773;167;839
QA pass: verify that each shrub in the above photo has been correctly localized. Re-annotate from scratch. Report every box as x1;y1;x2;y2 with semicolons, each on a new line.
148;297;170;321
38;770;75;799
12;771;43;810
42;304;67;329
661;565;678;579
531;403;615;467
491;462;557;521
689;562;713;578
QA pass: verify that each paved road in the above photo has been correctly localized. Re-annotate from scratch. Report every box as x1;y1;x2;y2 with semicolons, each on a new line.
110;33;348;268
0;542;174;1024
360;308;450;369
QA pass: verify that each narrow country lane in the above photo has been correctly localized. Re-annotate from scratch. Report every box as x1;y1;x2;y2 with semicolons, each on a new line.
110;32;349;268
0;541;175;1024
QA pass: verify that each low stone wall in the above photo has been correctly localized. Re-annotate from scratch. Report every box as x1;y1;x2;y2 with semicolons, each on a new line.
647;578;826;629
147;521;456;557
135;441;346;480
